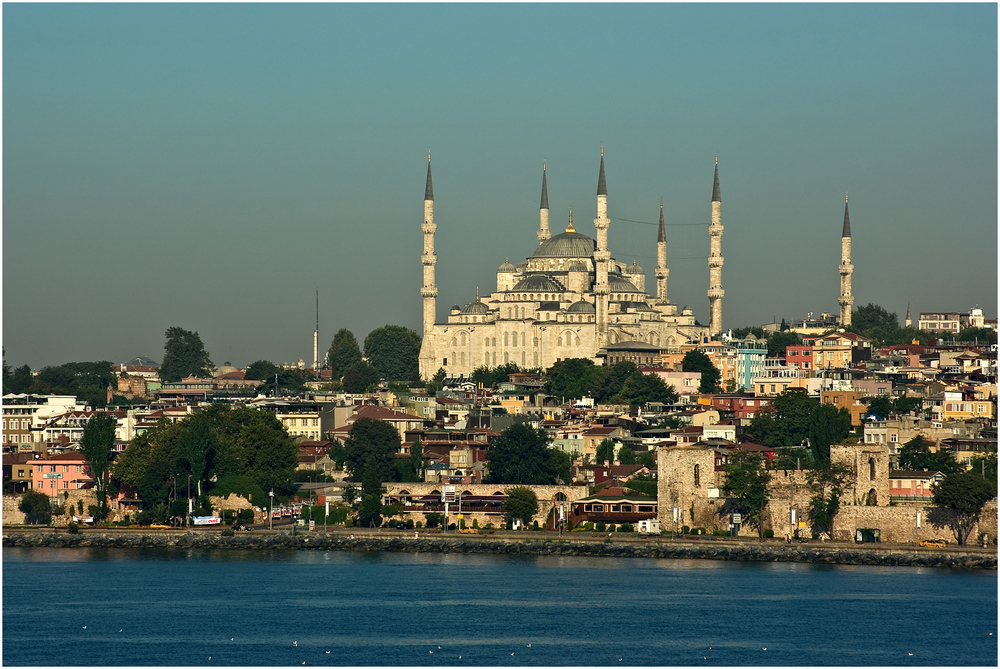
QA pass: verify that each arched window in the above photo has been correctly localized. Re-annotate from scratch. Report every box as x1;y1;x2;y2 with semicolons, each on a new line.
521;351;526;366
521;333;526;346
460;352;465;365
533;337;539;347
504;352;509;364
869;458;876;481
460;332;467;346
485;353;489;365
452;337;457;347
492;338;497;347
694;463;701;487
504;332;509;347
492;352;497;365
555;492;567;502
557;336;563;346
484;338;489;348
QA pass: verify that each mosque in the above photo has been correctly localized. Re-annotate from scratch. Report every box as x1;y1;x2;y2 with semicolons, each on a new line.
416;149;725;381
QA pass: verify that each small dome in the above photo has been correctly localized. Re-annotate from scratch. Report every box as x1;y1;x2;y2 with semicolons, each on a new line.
744;333;758;341
450;304;461;312
214;362;237;378
498;258;516;273
461;302;489;315
568;261;588;272
608;275;642;293
567;300;596;314
617;301;654;312
531;231;597;259
512;274;564;293
627;260;643;274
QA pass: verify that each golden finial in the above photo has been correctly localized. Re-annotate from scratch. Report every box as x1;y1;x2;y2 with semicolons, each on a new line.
715;154;718;166
660;197;663;210
601;144;604;158
846;191;849;203
543;160;546;171
566;207;575;233
476;286;480;302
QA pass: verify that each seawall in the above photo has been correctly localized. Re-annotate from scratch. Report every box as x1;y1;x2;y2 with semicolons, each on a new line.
3;530;996;569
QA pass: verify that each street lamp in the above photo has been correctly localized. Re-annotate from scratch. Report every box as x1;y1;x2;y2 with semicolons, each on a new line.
269;489;274;531
187;474;192;528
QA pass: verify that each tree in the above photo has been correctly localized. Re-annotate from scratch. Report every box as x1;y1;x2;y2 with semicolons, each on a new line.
613;372;678;408
342;418;400;496
808;402;852;463
80;414;117;518
426;367;447;394
681;350;721;394
503;486;539;526
617;445;637;466
485;423;558;485
258;368;310;396
851;303;898;334
244;360;281;381
892;396;923;415
364;325;421;382
19;489;54;524
595;362;641;403
731;326;766;340
30;362;115;408
866;395;893;420
933;471;996;545
766;330;802;358
342;361;381;394
897;436;963;475
806;462;855;539
636;451;656;470
5;363;33;394
327;329;363;379
595;438;616;467
747;390;818;450
179;413;214;497
159;327;213;382
544;358;605;400
721;452;772;538
357;494;384;528
548;448;574;484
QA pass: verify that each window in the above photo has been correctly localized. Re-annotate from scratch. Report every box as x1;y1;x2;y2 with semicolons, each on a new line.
312;419;318;427
890;434;898;443
76;465;81;473
694;463;700;487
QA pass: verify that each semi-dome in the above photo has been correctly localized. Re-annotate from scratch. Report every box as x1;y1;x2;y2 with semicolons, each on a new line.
568;261;588;272
512;274;564;293
608;274;642;293
531;231;596;259
461;301;489;315
567;300;596;314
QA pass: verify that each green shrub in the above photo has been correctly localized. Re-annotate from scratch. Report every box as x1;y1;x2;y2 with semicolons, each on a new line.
19;489;54;525
692;527;704;535
66;521;80;534
484;522;494;529
221;528;234;537
618;523;634;533
237;509;255;524
415;521;423;529
681;525;690;534
763;529;774;538
608;524;617;533
595;521;606;532
532;520;540;531
472;519;480;529
712;528;729;537
584;521;594;531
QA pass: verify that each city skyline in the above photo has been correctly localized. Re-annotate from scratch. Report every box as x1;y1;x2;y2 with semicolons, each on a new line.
4;4;996;369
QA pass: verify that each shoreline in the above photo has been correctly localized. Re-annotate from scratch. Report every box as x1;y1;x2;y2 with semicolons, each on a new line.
3;528;996;569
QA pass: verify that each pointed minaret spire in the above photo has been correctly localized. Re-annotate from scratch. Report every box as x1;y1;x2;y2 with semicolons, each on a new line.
905;302;912;328
597;145;607;196
424;150;434;201
565;207;576;233
537;162;551;244
838;192;854;327
842;192;851;237
657;199;666;243
711;155;721;203
476;285;480;303
655;199;669;304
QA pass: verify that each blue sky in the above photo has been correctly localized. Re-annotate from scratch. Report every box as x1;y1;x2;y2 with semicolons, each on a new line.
3;4;996;368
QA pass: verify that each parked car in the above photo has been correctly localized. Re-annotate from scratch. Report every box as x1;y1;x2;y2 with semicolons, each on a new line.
919;538;948;548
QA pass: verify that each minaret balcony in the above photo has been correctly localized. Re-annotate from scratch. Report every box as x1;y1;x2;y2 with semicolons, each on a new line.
421;253;437;265
707;288;725;300
421;287;439;298
421;222;437;234
707;256;724;268
839;263;854;274
708;224;724;235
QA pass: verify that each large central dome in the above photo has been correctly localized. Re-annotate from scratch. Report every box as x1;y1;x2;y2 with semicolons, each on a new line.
531;231;596;259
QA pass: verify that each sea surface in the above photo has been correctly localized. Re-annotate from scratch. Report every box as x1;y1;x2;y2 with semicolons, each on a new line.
3;546;997;667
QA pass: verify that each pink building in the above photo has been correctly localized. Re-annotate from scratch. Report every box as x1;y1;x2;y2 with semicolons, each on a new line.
785;345;814;372
32;452;93;497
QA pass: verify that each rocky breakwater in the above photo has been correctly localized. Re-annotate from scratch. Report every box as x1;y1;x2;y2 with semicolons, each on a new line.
3;531;995;569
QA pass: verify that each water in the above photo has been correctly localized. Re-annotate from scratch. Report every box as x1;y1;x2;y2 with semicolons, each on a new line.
3;547;997;666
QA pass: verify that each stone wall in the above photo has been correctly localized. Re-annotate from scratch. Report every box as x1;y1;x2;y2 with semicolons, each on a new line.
3;495;26;525
209;494;264;524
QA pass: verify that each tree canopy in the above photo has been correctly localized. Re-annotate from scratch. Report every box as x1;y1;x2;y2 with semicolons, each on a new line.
342;418;400;496
846;303;928;346
342;361;381;394
80;414;117;516
471;362;525;389
545;359;676;406
159;327;213;382
364;325;420;382
11;361;116;408
721;452;772;538
503;486;539;524
896;436;963;475
327;329;363;379
485;423;559;485
806;462;854;539
933;471;996;545
244;360;281;381
681;350;721;394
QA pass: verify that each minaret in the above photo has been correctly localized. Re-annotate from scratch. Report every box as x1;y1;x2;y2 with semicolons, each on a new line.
838;193;854;327
312;289;319;371
421;151;438;337
655;199;669;304
905;302;912;329
707;156;724;336
593;147;611;348
537;162;551;244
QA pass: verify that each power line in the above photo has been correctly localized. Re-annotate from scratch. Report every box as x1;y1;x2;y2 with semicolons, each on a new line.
610;216;704;227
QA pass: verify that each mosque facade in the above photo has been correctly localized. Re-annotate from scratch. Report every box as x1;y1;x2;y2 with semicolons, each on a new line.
417;150;720;381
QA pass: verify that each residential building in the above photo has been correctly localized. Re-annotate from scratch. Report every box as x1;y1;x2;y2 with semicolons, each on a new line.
919;312;962;334
31;452;93;497
2;394;86;452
